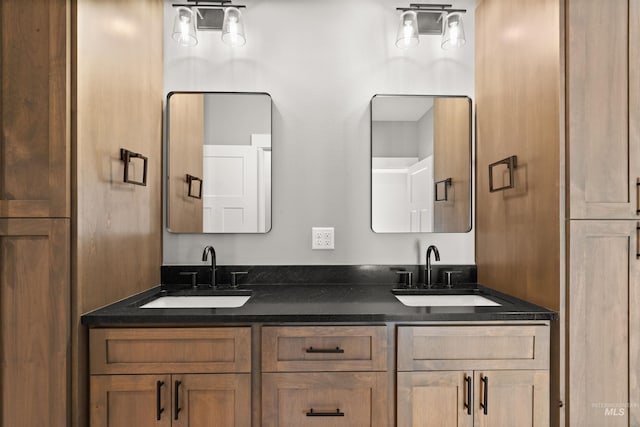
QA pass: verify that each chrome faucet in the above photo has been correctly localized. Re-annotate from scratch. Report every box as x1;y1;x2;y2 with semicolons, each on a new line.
202;245;217;289
425;245;440;288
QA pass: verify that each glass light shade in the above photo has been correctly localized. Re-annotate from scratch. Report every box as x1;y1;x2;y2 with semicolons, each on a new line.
396;10;419;49
441;12;466;50
222;7;246;47
172;6;198;47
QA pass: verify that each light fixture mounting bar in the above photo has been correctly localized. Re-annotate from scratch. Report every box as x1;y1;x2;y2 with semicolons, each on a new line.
396;6;466;13
409;3;452;8
171;1;246;8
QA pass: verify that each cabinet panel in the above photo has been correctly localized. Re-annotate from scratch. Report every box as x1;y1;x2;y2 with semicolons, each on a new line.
90;327;251;374
433;97;471;232
475;0;561;311
474;370;549;427
569;221;640;426
262;372;388;427
90;374;171;427
397;371;473;427
0;218;69;427
397;325;549;371
568;0;638;219
262;326;387;372
0;0;70;218
173;374;251;427
167;93;204;232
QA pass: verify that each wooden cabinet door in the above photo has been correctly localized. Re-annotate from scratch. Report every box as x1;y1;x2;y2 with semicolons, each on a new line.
568;0;640;219
262;372;388;427
569;221;640;426
474;370;549;427
433;97;471;233
172;374;251;427
167;93;204;232
397;371;473;427
0;0;70;218
91;375;171;427
0;218;69;427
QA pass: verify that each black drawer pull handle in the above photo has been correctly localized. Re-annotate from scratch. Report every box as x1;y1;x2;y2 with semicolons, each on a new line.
636;224;640;259
156;380;164;420
174;380;182;420
306;408;345;417
305;346;345;354
480;375;489;415
120;148;148;186
489;155;517;192
434;178;452;201
464;374;471;415
186;174;203;199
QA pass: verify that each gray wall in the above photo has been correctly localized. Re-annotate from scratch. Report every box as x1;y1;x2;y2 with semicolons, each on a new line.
418;108;435;160
371;121;419;158
204;94;271;145
163;0;476;265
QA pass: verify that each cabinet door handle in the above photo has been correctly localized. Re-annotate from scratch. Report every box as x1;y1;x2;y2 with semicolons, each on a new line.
636;223;640;259
305;346;345;354
435;178;452;201
306;408;345;417
120;148;148;186
464;374;472;415
489;155;517;192
174;380;182;420
186;174;203;199
636;179;640;215
480;375;489;415
156;381;165;421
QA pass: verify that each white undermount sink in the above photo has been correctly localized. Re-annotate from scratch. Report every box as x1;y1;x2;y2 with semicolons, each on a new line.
394;294;501;307
140;295;251;309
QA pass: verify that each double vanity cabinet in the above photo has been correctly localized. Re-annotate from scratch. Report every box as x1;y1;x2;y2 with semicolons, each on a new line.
84;283;554;427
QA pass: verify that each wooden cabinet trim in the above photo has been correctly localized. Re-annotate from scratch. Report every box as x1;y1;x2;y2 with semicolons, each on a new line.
398;325;550;371
90;328;251;374
261;325;387;372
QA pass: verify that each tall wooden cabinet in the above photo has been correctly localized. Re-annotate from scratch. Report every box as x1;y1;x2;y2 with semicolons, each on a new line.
565;1;640;424
1;0;163;426
1;1;71;426
476;0;640;425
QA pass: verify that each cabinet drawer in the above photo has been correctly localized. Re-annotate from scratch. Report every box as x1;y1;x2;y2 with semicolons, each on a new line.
397;325;549;371
262;326;387;372
90;327;251;374
262;372;388;427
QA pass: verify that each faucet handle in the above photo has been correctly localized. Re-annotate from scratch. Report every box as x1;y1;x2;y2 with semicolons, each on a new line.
230;271;248;288
443;270;462;288
179;271;198;289
396;271;414;289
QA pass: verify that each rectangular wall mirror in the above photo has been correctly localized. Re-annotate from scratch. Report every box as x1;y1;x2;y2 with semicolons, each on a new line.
166;92;272;233
371;95;471;233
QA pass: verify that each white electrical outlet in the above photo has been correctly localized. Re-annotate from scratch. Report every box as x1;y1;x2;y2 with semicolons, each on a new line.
312;227;335;250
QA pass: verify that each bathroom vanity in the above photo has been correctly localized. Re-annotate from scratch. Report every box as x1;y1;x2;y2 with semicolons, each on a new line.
83;274;554;427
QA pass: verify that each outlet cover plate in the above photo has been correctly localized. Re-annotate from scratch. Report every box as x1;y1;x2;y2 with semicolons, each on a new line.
312;227;335;250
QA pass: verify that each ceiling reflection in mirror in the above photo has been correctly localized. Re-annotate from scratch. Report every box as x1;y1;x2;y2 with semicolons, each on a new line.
371;95;471;233
167;92;272;233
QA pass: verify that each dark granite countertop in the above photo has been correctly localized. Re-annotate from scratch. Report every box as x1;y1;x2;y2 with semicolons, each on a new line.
81;283;557;326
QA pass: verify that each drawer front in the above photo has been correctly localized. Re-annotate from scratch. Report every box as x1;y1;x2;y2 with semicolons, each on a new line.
90;328;251;374
262;372;388;427
397;325;549;371
262;326;387;372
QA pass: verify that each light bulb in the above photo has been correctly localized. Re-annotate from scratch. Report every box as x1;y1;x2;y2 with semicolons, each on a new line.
396;10;419;49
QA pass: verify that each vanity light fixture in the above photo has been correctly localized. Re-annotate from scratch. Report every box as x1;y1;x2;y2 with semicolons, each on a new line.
171;0;247;47
395;3;467;50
